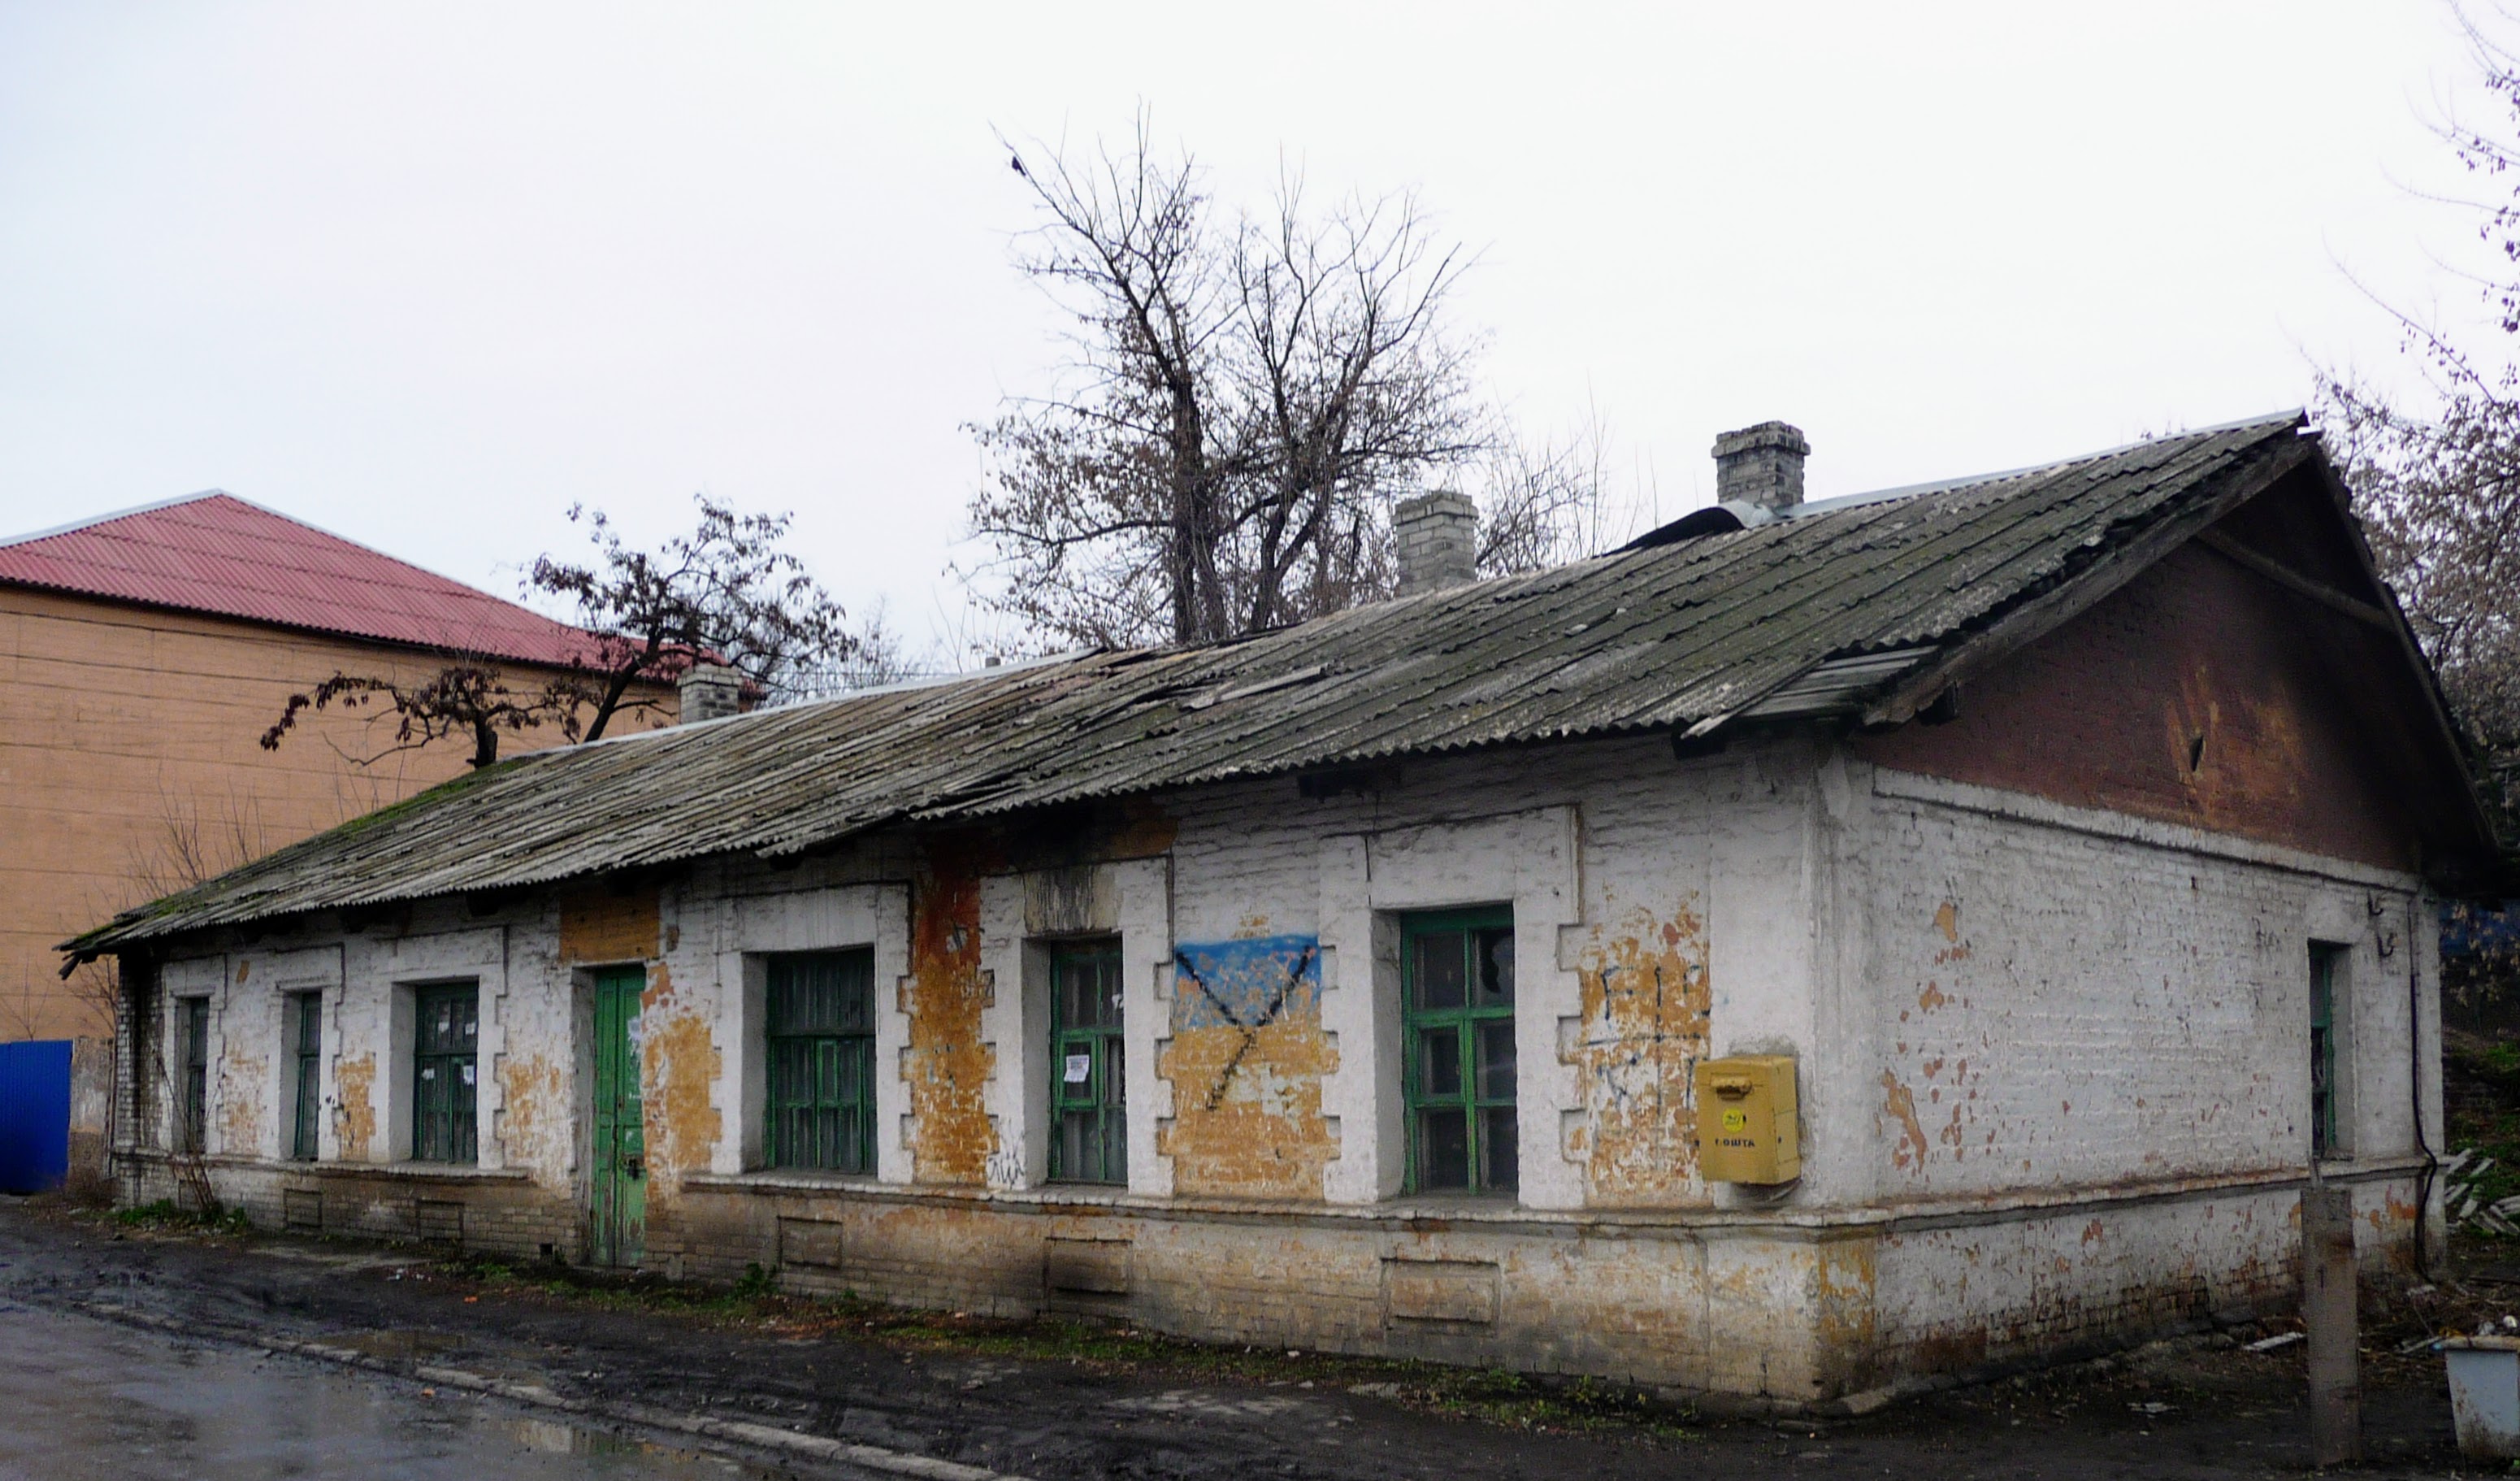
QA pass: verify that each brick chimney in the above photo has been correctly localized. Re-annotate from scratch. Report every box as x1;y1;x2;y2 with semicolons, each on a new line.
678;662;744;723
1393;490;1477;597
1712;422;1810;515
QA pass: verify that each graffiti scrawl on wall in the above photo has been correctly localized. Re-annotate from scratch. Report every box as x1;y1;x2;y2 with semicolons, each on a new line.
1173;934;1320;1107
1161;934;1336;1198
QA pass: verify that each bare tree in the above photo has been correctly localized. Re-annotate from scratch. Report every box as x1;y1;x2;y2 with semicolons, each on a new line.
260;664;589;771
969;120;1617;650
529;496;858;737
263;495;859;768
1473;406;1642;575
781;599;957;698
2322;359;2520;846
59;779;299;1214
2316;8;2520;850
41;777;300;1042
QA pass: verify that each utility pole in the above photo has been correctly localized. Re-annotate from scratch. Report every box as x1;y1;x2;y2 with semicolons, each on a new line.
2303;1184;2362;1465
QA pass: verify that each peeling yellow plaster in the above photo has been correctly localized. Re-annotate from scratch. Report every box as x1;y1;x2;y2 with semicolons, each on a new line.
336;1053;376;1161
498;1054;566;1172
1815;1236;1881;1380
561;886;661;963
1160;1020;1337;1200
219;1049;266;1152
1881;1071;1928;1171
1568;900;1713;1205
639;966;721;1184
1937;1099;1967;1160
904;839;997;1185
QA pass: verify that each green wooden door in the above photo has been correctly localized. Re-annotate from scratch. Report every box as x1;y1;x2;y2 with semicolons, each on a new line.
589;966;647;1266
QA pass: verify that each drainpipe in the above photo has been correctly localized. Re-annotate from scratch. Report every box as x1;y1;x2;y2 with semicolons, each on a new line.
2410;890;2437;1282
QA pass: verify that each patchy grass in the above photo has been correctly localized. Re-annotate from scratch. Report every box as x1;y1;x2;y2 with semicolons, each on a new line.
110;1200;251;1235
418;1253;1695;1439
2448;1030;2520;1255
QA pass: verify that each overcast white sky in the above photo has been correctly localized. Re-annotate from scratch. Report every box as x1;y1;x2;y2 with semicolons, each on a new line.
0;2;2506;656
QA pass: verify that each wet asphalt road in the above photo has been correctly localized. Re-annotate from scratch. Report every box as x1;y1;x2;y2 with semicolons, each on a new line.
0;1197;2479;1479
0;1301;783;1481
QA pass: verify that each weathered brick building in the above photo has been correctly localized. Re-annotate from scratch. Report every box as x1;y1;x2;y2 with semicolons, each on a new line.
0;490;674;1044
67;415;2495;1405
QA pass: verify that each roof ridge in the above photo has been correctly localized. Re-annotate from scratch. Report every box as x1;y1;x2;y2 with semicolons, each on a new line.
0;488;235;550
2;489;560;615
1789;410;2305;519
0;489;605;667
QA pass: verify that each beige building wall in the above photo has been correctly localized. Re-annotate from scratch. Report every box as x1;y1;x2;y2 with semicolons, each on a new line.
0;584;673;1040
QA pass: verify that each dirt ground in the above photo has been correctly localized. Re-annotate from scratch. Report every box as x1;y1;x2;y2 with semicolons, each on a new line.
0;1197;2499;1479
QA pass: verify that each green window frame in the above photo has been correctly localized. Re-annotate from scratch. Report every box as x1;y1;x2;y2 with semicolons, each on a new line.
2310;942;2347;1159
176;997;210;1155
412;983;479;1165
288;991;323;1162
1047;939;1126;1185
1402;907;1517;1196
764;949;878;1173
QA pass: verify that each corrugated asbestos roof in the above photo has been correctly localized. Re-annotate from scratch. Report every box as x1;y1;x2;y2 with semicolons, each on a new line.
67;415;2317;955
0;491;604;668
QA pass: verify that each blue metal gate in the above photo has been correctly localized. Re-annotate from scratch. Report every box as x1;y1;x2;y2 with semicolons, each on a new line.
0;1040;73;1194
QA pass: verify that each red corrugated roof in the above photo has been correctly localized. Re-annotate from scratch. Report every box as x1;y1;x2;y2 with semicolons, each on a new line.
0;491;604;668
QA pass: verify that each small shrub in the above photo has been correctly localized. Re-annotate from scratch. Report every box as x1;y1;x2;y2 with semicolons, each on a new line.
111;1199;248;1232
111;1200;186;1227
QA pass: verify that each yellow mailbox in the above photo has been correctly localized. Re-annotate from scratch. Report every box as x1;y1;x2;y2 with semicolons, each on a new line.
1694;1055;1801;1184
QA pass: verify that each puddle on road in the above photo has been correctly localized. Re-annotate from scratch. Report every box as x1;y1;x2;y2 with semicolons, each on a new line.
507;1416;739;1465
0;1305;790;1479
1107;1387;1318;1418
327;1327;469;1362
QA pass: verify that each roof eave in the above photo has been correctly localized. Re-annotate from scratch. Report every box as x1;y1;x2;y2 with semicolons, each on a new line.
2296;454;2503;879
1849;423;2318;731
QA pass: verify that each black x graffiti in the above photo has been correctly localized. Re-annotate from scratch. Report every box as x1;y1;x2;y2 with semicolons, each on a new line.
1173;943;1317;1111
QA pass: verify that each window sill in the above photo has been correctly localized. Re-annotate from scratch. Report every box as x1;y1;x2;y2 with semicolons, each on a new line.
680;1176;1558;1220
668;1156;2441;1232
119;1151;529;1182
277;1158;529;1183
352;1162;531;1182
1383;1192;1524;1214
684;1168;895;1194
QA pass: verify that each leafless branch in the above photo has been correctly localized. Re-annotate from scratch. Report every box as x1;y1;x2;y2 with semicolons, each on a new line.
966;117;1615;649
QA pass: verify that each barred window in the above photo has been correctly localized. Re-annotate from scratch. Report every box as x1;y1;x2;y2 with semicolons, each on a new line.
288;992;322;1162
1402;908;1517;1196
2310;942;2350;1159
765;949;877;1173
1047;939;1125;1185
412;983;479;1164
176;997;209;1155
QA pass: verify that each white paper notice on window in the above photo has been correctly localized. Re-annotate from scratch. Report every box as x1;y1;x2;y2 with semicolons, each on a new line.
422;1067;436;1081
461;1063;476;1086
1064;1053;1091;1084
